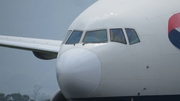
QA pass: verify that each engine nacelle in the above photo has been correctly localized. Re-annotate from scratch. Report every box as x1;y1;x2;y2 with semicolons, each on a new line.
33;51;57;60
51;90;67;101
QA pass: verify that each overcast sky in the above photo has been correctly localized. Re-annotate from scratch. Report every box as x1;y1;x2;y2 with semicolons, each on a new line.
0;0;97;98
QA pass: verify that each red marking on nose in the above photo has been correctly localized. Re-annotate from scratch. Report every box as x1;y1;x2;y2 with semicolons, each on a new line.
168;13;180;33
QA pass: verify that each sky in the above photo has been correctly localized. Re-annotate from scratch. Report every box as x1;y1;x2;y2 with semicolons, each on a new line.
0;0;97;98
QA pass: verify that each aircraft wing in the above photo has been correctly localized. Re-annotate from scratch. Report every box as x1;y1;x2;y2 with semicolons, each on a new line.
0;35;62;53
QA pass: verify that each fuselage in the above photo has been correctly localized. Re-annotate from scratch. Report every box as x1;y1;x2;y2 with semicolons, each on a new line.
56;0;180;100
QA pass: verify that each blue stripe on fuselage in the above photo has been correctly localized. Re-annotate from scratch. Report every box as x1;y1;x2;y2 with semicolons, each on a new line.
169;29;180;49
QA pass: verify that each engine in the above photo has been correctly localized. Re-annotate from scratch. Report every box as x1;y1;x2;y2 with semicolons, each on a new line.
33;51;57;60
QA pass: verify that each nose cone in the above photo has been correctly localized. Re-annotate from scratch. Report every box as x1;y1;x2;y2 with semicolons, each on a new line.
57;48;101;98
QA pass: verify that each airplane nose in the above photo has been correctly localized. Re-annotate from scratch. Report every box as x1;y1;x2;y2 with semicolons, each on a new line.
57;48;101;98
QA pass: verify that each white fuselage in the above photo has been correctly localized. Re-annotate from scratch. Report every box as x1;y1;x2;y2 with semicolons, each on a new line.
56;0;180;100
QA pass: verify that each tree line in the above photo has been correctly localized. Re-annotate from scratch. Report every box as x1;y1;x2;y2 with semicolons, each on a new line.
0;93;50;101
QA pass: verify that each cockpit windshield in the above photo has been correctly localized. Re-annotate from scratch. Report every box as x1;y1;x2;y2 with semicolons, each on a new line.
62;30;72;44
64;28;140;45
66;30;83;44
110;28;127;44
83;29;107;43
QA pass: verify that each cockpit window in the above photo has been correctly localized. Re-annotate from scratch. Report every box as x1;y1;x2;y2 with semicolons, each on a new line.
63;30;72;44
110;28;127;44
66;30;83;44
125;28;140;45
83;29;107;43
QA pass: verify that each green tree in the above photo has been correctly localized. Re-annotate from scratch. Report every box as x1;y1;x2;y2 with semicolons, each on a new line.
6;94;13;101
10;93;31;101
43;99;50;101
30;99;35;101
0;93;7;101
11;93;23;101
23;95;30;101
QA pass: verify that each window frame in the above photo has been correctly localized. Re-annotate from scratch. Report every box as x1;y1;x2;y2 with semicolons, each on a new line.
65;30;84;44
125;28;140;45
109;28;127;44
62;30;72;44
82;29;108;44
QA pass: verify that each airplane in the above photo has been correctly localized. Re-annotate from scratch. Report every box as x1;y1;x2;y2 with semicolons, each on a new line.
0;0;180;101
